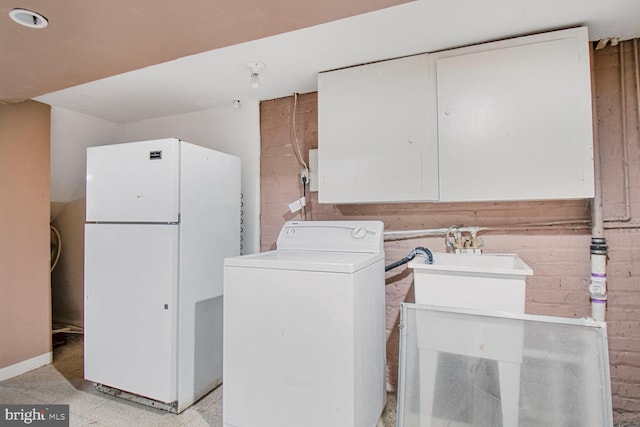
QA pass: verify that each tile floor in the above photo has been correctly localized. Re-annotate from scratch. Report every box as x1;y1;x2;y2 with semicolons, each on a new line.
0;334;398;426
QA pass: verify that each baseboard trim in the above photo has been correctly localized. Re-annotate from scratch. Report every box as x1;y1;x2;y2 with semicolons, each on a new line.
0;352;52;382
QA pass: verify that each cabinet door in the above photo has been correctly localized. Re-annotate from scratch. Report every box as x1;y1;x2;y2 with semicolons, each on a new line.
436;28;594;201
318;54;438;203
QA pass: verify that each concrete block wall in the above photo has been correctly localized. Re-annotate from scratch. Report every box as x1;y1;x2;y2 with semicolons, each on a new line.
259;39;640;422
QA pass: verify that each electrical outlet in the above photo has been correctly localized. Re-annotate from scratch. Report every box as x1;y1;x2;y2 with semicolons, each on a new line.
300;167;309;184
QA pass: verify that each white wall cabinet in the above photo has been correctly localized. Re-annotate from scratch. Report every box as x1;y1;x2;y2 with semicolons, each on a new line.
434;27;594;201
317;27;594;204
317;54;439;203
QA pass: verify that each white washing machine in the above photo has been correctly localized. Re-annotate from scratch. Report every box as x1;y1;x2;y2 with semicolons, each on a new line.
223;220;386;427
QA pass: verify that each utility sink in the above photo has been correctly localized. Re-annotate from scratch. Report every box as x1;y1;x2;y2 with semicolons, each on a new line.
408;252;533;314
408;252;533;427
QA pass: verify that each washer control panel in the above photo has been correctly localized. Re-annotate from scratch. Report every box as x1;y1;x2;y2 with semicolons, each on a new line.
276;220;384;253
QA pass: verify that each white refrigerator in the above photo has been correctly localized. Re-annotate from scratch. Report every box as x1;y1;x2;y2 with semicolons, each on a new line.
84;138;240;413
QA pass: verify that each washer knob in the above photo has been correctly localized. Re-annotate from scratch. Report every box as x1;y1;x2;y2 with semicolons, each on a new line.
351;226;367;239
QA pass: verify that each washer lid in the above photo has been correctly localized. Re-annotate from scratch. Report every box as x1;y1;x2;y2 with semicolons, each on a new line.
224;250;384;273
276;220;384;253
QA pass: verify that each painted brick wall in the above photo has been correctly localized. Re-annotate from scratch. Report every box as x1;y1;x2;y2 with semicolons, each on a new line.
259;40;640;422
595;40;640;422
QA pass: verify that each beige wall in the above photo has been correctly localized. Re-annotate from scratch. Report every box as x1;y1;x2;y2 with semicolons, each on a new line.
259;40;640;422
0;100;52;368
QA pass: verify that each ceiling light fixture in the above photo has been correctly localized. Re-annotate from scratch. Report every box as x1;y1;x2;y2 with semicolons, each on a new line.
9;8;48;29
246;62;265;89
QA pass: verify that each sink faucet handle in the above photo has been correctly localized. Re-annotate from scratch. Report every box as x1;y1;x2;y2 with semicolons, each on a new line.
469;229;484;251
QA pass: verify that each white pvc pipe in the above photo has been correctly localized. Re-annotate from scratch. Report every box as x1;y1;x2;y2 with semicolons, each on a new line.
383;228;451;241
383;226;488;241
590;41;605;239
589;42;608;321
590;249;608;321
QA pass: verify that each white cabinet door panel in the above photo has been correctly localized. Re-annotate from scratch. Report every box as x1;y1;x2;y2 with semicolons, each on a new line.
436;30;594;201
318;54;438;203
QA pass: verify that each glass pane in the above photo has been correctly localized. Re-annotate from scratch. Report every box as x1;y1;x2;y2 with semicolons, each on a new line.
397;304;612;427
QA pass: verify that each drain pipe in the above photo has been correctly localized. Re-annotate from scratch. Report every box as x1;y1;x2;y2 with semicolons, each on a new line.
589;238;608;321
385;247;434;272
588;42;608;321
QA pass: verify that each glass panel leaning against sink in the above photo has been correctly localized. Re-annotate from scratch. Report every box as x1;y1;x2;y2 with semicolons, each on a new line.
397;303;613;427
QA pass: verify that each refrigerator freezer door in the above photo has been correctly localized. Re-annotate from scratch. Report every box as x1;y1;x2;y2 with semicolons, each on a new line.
84;223;179;403
86;138;180;223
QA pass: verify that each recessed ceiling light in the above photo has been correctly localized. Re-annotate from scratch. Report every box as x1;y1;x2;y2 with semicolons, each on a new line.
9;8;48;29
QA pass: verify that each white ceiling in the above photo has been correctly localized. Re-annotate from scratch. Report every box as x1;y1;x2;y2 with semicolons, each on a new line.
36;0;640;124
